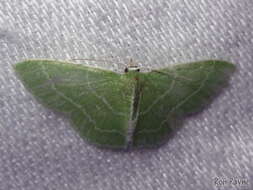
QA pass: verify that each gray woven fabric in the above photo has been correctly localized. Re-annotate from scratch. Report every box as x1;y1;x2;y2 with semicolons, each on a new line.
0;1;252;190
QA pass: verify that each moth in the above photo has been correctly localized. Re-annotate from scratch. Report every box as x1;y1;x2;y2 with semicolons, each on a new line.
14;59;235;149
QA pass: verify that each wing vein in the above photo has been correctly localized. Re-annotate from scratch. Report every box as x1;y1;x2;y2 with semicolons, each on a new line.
140;76;176;116
86;72;126;117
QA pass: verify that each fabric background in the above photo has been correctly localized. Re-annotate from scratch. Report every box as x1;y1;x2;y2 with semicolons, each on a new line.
0;1;252;190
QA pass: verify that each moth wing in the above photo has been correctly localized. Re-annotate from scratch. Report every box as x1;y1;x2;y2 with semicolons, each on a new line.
15;60;134;148
134;60;235;147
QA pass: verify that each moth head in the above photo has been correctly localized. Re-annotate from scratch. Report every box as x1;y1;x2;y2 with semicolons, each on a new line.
124;66;140;73
124;58;140;73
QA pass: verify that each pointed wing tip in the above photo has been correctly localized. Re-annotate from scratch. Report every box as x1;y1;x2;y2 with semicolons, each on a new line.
13;60;33;74
210;60;236;68
204;60;236;76
217;60;237;75
13;61;26;74
14;59;35;67
14;59;55;74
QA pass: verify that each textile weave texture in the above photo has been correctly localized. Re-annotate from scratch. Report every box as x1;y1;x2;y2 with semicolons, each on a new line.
0;1;252;190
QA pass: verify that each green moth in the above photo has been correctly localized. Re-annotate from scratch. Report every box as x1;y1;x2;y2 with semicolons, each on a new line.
14;60;235;149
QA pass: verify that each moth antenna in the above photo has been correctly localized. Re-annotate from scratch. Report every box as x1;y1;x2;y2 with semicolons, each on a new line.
70;58;125;65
